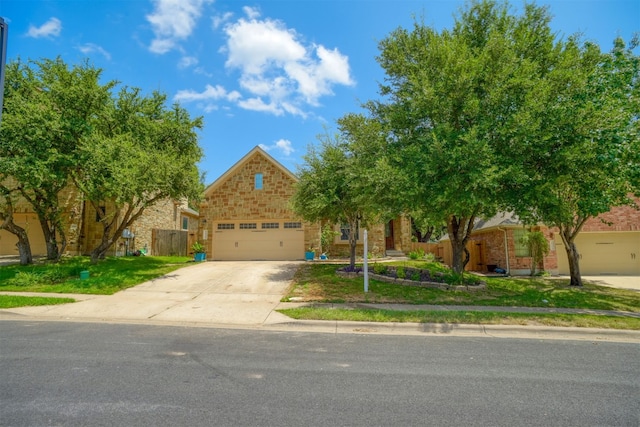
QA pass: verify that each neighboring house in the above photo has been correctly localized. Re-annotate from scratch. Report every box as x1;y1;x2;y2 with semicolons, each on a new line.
439;201;640;276
554;203;640;276
198;146;413;261
0;182;196;257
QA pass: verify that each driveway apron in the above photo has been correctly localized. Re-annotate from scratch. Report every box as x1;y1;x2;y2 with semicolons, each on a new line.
2;261;301;326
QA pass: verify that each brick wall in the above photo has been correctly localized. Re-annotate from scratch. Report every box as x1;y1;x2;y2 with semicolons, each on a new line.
582;198;640;232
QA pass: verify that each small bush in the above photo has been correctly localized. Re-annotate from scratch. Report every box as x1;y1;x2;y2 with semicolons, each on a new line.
373;264;388;275
396;266;406;279
408;248;426;260
8;271;43;287
7;267;70;287
424;252;437;262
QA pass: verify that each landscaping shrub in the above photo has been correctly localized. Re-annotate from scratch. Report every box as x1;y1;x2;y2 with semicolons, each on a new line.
408;248;426;260
373;263;388;275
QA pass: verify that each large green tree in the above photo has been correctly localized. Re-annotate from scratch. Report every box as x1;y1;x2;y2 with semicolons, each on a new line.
504;36;640;286
291;115;389;269
74;87;204;263
1;57;204;263
0;58;113;260
368;1;556;273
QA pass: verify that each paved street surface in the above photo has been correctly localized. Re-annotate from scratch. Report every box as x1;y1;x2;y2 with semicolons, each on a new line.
1;321;639;427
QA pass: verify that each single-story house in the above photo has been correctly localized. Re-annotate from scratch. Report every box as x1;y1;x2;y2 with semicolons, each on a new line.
198;146;413;261
439;201;640;276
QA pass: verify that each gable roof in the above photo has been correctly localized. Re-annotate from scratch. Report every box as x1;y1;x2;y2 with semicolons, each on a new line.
204;146;298;195
440;212;524;241
473;212;523;231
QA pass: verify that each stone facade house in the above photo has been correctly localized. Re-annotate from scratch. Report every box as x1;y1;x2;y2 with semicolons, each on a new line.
198;146;412;261
439;201;640;275
0;180;197;257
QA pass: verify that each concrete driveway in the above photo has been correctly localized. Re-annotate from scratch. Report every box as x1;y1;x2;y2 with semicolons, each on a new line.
1;261;302;326
581;276;640;291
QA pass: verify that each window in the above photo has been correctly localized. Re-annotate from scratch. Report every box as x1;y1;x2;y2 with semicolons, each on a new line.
340;223;359;241
261;222;279;229
182;216;189;230
255;173;263;190
217;223;235;230
240;223;257;229
284;222;302;229
513;229;531;257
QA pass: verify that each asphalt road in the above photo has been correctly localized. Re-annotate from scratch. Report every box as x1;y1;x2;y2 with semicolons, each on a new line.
1;321;638;427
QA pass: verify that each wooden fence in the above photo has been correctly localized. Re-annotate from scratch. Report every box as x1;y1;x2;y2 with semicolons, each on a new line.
408;242;440;256
152;229;188;256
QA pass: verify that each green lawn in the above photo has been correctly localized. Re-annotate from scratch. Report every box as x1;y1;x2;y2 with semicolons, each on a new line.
0;256;192;295
280;262;640;329
278;307;640;330
0;295;76;309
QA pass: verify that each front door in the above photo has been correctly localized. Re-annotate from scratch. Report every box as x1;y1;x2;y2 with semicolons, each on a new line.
385;220;395;250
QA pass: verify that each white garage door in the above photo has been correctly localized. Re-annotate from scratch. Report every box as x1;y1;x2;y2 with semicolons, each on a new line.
212;220;304;261
556;232;640;275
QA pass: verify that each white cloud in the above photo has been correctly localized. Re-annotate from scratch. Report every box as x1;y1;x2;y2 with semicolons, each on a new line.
219;9;354;116
238;97;283;115
242;6;261;20
260;139;295;156
27;17;62;38
178;56;198;69
176;8;353;116
212;12;233;30
146;0;211;54
194;67;213;77
78;43;111;60
174;84;241;103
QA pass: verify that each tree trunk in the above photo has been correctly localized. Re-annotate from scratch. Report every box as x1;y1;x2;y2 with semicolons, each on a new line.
88;201;147;264
348;218;358;269
450;237;466;274
462;247;470;269
564;241;582;286
90;242;111;264
38;218;66;261
447;212;477;274
0;194;34;265
1;219;33;265
559;224;584;287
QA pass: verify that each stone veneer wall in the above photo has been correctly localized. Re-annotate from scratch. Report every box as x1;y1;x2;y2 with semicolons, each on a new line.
200;151;304;255
325;222;386;258
2;176;195;257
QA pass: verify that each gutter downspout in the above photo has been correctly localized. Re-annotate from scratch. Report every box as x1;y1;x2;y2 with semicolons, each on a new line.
498;227;510;275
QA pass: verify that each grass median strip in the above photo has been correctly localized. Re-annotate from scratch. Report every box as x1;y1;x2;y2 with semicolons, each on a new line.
278;307;640;330
0;295;75;309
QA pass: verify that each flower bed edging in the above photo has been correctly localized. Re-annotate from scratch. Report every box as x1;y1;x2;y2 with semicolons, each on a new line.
335;270;486;291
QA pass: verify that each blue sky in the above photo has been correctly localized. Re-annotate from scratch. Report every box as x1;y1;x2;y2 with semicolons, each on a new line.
2;0;638;183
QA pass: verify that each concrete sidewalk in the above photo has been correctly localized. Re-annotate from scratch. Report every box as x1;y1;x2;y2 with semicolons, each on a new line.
1;260;639;342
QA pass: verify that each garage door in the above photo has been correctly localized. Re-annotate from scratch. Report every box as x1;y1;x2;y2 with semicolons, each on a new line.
556;232;640;275
0;213;46;256
212;220;304;261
